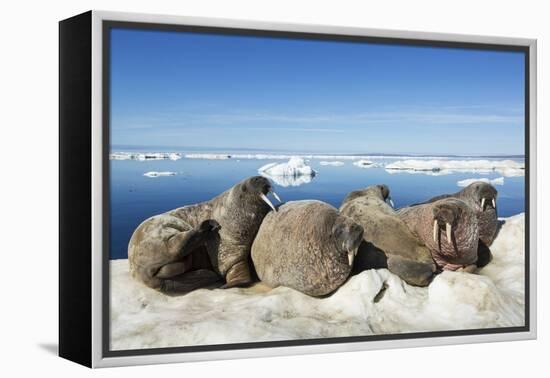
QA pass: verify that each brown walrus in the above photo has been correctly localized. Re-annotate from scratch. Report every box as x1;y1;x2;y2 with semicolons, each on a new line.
251;200;364;297
397;198;479;271
340;185;436;286
128;176;281;294
414;181;498;246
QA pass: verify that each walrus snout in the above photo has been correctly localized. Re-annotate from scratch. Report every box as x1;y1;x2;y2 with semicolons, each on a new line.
465;182;498;211
332;219;364;266
432;200;464;244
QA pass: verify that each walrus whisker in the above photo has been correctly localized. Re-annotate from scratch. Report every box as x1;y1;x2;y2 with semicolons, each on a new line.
446;223;452;244
271;191;282;203
260;193;277;212
481;198;486;209
433;219;438;242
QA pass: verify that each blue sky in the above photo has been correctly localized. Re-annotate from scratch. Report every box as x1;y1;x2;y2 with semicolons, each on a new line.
110;28;525;155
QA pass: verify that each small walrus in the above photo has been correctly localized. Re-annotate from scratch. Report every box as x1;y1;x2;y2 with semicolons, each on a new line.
251;200;364;297
128;176;281;294
397;198;479;271
414;181;498;246
340;185;436;286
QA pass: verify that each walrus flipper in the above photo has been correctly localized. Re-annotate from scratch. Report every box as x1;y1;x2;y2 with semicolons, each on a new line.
476;239;493;268
167;219;220;258
160;269;221;294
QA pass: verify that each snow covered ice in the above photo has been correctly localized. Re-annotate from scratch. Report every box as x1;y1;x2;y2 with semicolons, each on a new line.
143;171;177;178
257;157;316;187
353;159;378;168
457;177;504;187
110;152;182;161
385;159;524;177
110;213;525;350
319;161;345;166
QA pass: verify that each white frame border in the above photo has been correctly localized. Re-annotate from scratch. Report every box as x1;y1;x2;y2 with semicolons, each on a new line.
90;10;537;368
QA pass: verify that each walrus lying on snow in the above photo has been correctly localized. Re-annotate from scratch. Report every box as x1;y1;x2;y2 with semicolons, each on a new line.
128;176;281;294
397;198;480;272
251;200;364;296
340;185;436;286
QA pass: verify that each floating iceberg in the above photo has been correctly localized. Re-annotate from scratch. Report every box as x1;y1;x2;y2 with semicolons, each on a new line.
110;152;182;161
110;213;525;350
143;171;177;177
258;157;316;177
319;161;345;166
353;159;378;168
385;159;524;177
457;177;504;187
258;157;316;187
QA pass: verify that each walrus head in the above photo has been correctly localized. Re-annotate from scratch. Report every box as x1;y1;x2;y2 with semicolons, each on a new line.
342;184;394;207
239;176;282;212
431;199;467;244
331;217;364;267
461;182;498;212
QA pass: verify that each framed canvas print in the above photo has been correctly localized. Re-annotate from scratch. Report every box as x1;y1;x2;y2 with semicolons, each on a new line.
59;10;537;368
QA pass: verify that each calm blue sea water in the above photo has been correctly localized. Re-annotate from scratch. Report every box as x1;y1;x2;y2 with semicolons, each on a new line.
109;154;525;259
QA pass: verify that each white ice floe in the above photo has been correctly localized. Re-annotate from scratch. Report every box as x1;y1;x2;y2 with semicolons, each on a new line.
385;159;524;177
110;213;525;350
258;157;316;187
110;152;182;161
319;161;345;166
258;157;316;177
143;171;177;177
353;159;378;168
457;177;505;187
183;153;460;161
184;153;232;160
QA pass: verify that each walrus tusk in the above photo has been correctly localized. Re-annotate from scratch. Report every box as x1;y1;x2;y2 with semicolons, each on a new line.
260;193;277;212
492;198;496;208
481;198;486;209
433;220;438;242
348;251;354;266
388;197;395;208
446;223;452;243
271;191;282;203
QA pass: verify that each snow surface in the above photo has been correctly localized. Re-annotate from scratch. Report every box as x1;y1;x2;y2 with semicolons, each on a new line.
143;171;177;178
353;159;378;168
110;213;525;350
457;177;504;187
110;152;182;161
319;161;345;166
385;159;524;177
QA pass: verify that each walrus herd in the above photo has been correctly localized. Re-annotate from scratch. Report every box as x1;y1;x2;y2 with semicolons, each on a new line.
128;176;499;297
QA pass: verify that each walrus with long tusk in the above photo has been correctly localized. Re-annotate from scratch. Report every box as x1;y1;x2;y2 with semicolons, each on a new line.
413;182;498;246
397;198;479;272
340;185;436;286
251;200;364;297
128;176;281;294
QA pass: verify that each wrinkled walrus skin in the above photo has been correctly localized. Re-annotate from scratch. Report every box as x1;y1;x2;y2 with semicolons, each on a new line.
340;185;436;286
415;181;498;247
128;176;279;294
251;200;364;297
397;198;479;271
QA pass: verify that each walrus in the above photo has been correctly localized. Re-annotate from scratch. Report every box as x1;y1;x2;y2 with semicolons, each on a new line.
339;185;436;286
251;200;364;297
128;176;281;294
413;181;498;246
397;198;479;271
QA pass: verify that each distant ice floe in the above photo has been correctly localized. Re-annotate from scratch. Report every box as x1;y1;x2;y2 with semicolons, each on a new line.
352;159;378;168
143;171;177;178
457;177;505;187
183;153;460;161
319;161;345;166
110;152;182;161
385;159;525;177
258;157;316;187
110;213;525;350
